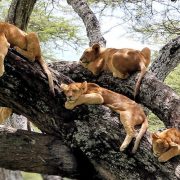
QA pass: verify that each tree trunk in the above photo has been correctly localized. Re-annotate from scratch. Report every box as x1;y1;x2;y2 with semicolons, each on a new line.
0;48;179;179
67;0;106;47
6;0;37;31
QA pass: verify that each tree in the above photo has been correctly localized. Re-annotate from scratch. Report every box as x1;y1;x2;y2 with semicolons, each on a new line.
0;0;179;179
6;0;37;31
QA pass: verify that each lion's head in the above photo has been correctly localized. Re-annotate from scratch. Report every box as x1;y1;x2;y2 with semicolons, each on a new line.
60;82;87;102
152;133;170;157
79;43;101;67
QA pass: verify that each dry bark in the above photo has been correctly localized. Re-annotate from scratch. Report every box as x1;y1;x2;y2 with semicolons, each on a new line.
67;0;106;47
0;49;179;179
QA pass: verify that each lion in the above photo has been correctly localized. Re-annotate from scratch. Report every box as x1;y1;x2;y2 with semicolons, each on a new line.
152;128;180;162
79;44;151;97
60;81;148;153
0;107;12;124
0;22;54;95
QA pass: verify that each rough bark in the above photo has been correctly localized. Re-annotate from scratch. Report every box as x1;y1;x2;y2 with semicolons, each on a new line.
0;49;179;179
150;36;180;81
67;0;106;47
0;125;79;178
6;0;37;31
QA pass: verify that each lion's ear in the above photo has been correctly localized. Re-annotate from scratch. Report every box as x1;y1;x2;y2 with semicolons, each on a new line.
92;43;100;54
81;81;87;93
60;83;69;91
152;133;159;140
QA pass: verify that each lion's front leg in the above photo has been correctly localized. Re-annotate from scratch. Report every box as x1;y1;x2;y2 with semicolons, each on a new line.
64;93;104;110
81;93;104;105
65;101;76;110
158;146;179;162
14;32;41;62
14;46;35;62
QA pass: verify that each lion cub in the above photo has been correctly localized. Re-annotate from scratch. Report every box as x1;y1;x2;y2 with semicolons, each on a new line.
61;81;148;153
79;44;151;97
152;128;180;162
0;22;54;95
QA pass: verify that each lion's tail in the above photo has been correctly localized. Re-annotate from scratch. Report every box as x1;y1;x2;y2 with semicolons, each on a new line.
38;57;55;96
134;61;147;98
134;48;151;98
132;116;148;153
141;47;151;67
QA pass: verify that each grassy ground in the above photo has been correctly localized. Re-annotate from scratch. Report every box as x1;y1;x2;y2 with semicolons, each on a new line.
148;64;180;132
22;172;42;180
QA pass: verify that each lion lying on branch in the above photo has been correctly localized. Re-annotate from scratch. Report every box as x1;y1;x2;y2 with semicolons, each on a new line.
79;44;151;97
0;22;54;95
61;81;148;153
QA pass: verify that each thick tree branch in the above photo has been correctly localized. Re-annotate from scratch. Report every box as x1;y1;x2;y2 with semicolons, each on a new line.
6;0;37;31
0;125;79;178
50;62;180;128
0;49;179;179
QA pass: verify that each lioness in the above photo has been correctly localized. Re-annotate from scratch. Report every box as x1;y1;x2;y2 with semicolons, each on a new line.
60;81;148;153
152;128;180;162
79;44;151;97
0;22;54;95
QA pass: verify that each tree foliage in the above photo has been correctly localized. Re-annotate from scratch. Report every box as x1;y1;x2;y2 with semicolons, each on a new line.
87;0;180;44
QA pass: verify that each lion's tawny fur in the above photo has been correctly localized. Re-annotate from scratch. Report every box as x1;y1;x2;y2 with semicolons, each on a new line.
79;44;151;97
0;22;54;95
60;82;148;153
0;107;12;124
152;128;180;162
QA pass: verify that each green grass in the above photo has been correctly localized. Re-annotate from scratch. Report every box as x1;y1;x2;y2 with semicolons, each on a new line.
164;64;180;95
22;172;42;180
148;64;180;132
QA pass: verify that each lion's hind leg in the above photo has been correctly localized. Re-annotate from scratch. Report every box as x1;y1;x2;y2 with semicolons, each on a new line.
111;53;129;79
0;33;10;76
14;32;40;62
119;111;136;152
